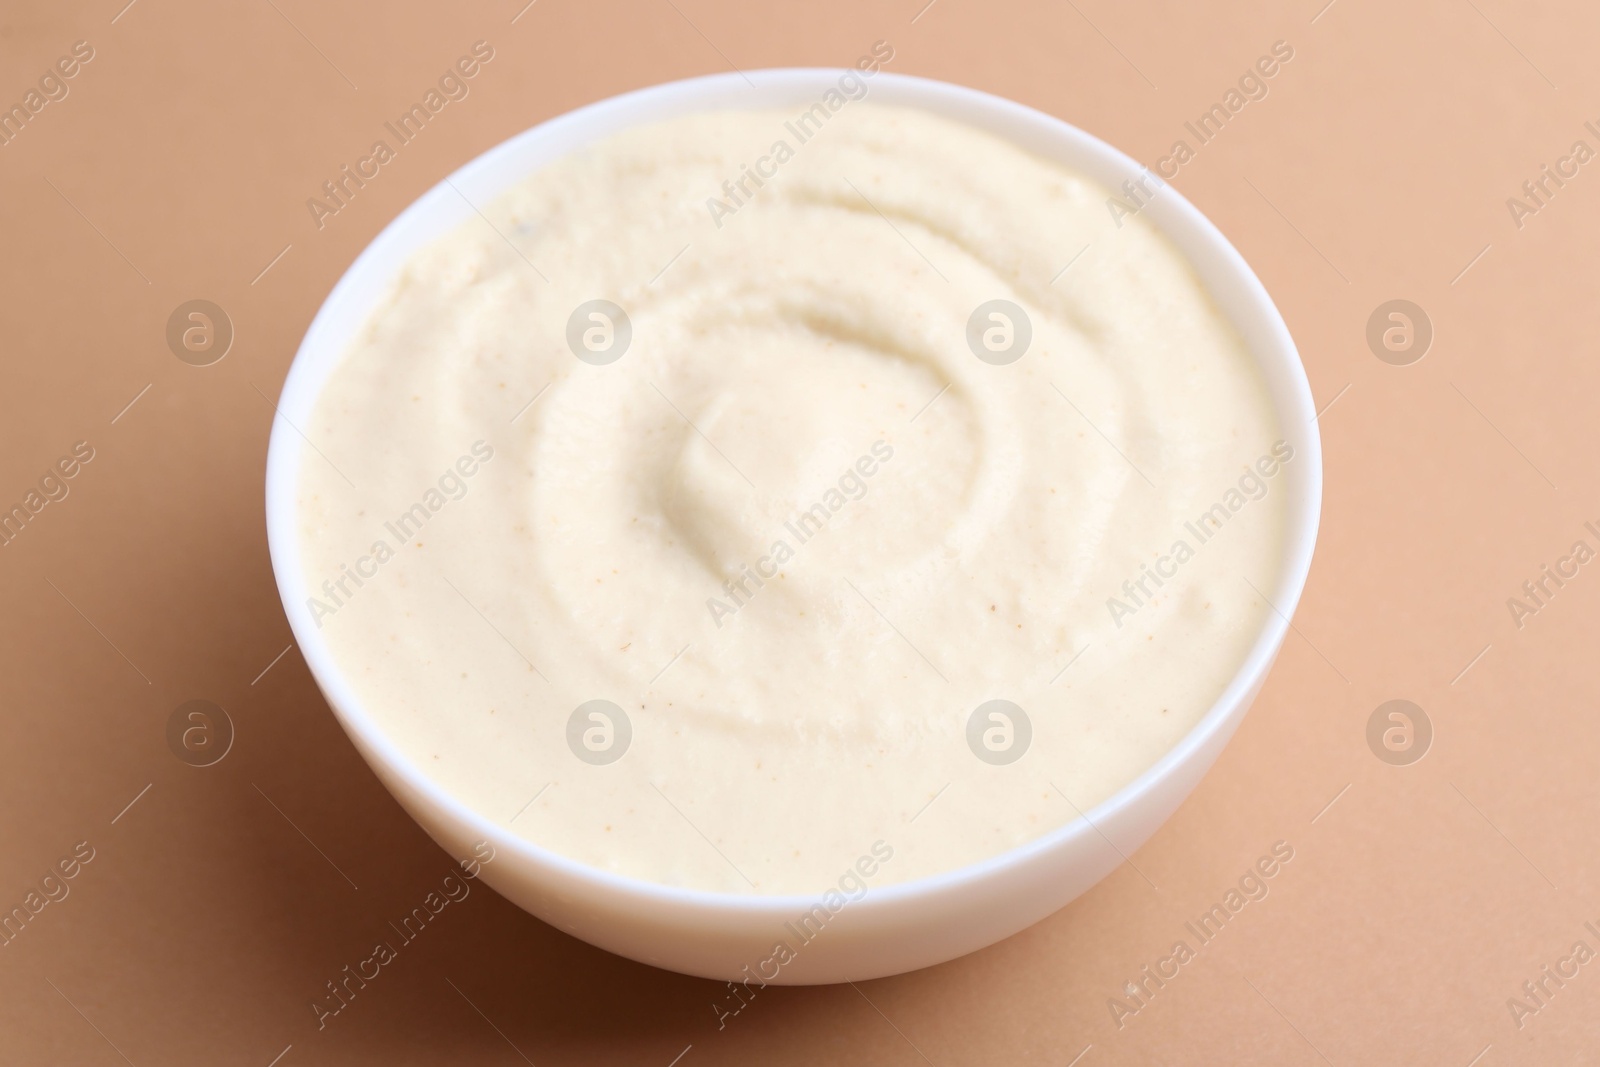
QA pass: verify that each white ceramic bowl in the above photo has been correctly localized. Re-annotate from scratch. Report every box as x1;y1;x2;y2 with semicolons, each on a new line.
265;69;1321;984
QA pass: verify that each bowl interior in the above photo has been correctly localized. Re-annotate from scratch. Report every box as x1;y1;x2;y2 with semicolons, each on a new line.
265;68;1322;913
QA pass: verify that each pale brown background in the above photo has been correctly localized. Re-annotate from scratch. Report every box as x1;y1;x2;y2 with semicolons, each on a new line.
2;0;1597;1063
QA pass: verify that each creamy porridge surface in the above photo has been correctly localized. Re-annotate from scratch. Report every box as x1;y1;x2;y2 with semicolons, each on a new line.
298;104;1287;893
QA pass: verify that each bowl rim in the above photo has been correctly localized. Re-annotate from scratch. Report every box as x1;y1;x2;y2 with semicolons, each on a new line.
264;66;1323;916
